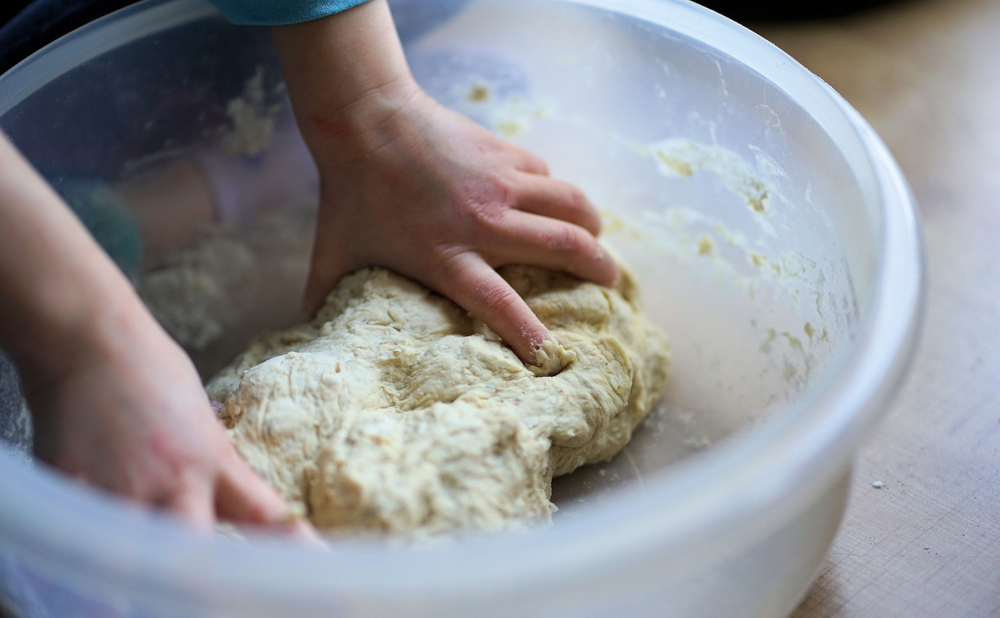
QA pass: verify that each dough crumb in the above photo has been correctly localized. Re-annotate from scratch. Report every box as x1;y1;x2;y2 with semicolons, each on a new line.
530;338;576;377
208;263;670;538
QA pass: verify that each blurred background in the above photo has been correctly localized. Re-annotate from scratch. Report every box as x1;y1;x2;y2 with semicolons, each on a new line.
0;0;907;75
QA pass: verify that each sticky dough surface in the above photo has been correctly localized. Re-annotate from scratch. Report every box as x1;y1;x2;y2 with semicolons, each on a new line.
207;264;670;536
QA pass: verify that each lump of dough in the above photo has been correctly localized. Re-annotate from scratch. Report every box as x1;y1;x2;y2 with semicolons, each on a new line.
207;263;670;537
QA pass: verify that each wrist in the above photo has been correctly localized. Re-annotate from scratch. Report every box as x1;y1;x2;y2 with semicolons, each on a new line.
0;133;167;398
301;79;425;169
14;276;157;392
269;0;421;166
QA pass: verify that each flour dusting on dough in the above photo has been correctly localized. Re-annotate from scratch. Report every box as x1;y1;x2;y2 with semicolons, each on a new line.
207;264;669;537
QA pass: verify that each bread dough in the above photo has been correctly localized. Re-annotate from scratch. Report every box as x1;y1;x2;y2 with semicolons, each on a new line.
207;264;670;537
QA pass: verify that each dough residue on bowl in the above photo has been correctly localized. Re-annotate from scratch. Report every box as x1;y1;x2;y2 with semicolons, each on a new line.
207;263;670;537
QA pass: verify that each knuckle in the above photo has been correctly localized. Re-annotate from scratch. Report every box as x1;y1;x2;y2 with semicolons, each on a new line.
455;174;517;225
487;174;519;212
437;246;473;277
434;249;479;295
542;225;587;255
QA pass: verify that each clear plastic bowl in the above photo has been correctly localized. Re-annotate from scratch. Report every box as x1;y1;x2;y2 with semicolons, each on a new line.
0;0;924;616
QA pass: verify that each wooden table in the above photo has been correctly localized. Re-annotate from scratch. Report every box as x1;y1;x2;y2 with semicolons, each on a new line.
747;0;1000;615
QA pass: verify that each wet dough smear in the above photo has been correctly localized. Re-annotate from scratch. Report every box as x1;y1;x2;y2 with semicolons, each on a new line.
207;264;670;537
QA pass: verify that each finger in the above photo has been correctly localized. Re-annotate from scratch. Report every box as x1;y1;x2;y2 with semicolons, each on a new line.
508;144;549;176
433;253;550;364
215;448;320;540
214;449;289;523
491;212;619;287
512;173;601;235
161;473;215;532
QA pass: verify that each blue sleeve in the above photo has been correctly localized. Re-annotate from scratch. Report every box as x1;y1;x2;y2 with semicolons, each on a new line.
208;0;373;26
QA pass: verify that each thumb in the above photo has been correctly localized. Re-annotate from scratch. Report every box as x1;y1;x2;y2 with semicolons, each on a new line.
214;447;319;540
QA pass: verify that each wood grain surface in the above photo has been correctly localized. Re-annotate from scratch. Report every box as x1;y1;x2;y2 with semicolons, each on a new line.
752;0;1000;615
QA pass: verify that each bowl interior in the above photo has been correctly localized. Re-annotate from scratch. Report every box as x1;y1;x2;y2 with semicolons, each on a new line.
0;0;879;516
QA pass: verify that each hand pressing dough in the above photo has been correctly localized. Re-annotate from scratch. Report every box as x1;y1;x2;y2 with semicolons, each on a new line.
207;264;670;537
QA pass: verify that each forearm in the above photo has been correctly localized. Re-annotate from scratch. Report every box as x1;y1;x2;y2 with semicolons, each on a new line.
269;0;420;167
0;133;147;378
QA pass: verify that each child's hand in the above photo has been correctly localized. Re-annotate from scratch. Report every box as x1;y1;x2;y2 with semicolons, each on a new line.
272;0;618;363
24;312;308;534
0;132;312;536
303;90;618;362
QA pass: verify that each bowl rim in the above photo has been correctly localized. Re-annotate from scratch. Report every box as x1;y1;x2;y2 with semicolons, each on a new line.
0;0;925;608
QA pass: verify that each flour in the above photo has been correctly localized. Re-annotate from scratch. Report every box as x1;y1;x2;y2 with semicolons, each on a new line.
207;264;670;537
222;66;283;156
